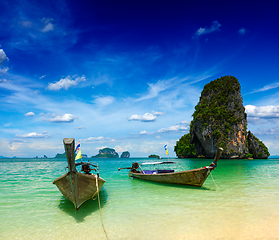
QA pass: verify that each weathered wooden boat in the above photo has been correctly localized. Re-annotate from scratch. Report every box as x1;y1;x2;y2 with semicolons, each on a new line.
53;138;106;210
119;147;223;187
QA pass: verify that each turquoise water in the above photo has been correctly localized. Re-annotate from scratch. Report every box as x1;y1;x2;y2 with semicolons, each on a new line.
1;158;279;240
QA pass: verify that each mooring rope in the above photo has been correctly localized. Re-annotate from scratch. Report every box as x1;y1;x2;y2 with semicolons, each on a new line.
210;171;220;190
95;176;109;239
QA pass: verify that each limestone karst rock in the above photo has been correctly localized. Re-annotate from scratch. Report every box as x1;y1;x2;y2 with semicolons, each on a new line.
120;151;130;158
175;76;269;159
247;131;269;159
92;148;119;158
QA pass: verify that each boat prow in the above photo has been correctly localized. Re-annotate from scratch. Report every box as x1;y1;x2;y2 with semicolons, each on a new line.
53;138;105;210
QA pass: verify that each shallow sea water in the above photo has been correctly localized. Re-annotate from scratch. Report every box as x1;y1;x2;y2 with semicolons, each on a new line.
0;158;279;240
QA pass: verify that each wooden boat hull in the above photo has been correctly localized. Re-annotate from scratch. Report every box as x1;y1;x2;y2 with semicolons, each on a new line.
53;171;105;210
131;167;211;187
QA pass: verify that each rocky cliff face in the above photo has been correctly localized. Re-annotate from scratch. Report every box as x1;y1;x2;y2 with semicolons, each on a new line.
92;148;119;158
190;76;247;158
175;76;269;159
247;131;269;159
99;148;118;157
120;151;130;158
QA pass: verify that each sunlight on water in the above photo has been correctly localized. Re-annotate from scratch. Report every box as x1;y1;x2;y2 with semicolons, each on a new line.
0;158;279;239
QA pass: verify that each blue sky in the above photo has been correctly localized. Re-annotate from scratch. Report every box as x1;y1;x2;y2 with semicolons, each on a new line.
1;0;279;158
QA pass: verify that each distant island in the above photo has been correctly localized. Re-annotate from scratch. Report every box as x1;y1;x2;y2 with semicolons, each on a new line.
0;156;17;158
92;148;119;158
120;151;130;158
54;152;87;158
148;154;161;159
54;153;66;158
54;148;130;159
91;148;130;158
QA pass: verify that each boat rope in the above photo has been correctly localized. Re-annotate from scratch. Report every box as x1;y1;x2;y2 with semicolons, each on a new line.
210;171;219;190
95;176;109;239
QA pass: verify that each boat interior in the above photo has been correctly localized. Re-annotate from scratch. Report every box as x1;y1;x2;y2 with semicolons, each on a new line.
142;169;175;174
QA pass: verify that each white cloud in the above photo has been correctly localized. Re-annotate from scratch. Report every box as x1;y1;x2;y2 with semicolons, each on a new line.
42;23;54;32
140;130;149;134
0;49;9;65
247;82;279;94
195;21;221;36
41;18;54;32
83;136;115;142
114;145;128;154
25;112;35;117
47;75;86;90
180;120;190;124
39;75;46;79
129;112;157;122
158;125;188;133
152;111;164;116
239;28;247;35
16;131;49;138
137;123;188;135
94;96;114;106
96;146;107;151
136;79;171;101
135;76;204;102
129;111;164;122
0;67;9;74
245;105;279;118
46;113;76;123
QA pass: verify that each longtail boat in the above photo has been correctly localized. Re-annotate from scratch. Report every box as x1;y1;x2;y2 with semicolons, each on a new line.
118;148;223;187
53;138;106;210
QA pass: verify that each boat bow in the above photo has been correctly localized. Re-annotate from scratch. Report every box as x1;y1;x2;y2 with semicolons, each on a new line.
53;138;105;210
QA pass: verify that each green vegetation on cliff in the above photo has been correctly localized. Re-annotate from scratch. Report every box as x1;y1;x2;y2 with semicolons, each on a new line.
254;137;269;157
175;75;269;159
120;151;130;158
248;131;270;158
55;152;66;158
191;76;246;150
148;154;160;159
174;133;196;158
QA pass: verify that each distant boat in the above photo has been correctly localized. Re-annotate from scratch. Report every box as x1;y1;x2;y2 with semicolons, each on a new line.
53;138;106;210
119;148;223;187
